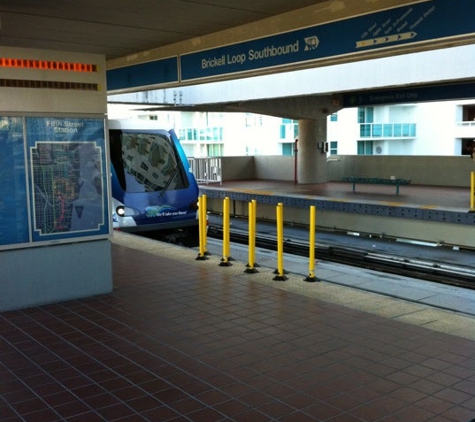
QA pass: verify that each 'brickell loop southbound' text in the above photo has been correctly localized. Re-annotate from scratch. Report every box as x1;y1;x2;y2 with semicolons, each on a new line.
201;40;299;69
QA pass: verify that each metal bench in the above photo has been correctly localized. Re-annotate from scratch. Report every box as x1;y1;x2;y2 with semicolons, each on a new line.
342;176;411;195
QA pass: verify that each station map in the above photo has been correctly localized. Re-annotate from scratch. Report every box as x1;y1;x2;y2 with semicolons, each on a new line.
0;116;110;249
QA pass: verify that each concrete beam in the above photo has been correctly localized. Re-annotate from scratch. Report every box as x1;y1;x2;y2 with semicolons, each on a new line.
108;45;475;120
222;95;342;120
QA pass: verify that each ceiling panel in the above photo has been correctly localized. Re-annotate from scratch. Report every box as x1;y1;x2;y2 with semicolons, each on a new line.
0;0;323;59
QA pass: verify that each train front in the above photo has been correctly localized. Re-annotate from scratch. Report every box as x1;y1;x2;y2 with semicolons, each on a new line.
109;121;199;245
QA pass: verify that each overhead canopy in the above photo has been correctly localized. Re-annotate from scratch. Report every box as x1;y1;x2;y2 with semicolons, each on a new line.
0;0;322;60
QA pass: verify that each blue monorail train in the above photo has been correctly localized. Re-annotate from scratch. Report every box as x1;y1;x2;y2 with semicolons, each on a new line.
108;120;199;245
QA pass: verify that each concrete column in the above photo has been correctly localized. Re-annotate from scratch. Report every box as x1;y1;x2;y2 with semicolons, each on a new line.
297;118;328;184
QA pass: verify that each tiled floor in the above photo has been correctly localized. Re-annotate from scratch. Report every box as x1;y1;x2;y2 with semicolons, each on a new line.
1;232;475;421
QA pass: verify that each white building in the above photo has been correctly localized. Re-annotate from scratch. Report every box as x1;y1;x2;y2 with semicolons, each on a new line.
327;100;475;157
108;99;475;158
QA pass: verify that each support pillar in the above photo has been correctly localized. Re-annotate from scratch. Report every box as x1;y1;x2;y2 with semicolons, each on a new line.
297;117;328;184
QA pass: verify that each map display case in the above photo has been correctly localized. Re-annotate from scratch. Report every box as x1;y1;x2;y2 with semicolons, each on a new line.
0;115;110;250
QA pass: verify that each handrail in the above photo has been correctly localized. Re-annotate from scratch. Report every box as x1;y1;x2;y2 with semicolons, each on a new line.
188;157;222;184
456;121;475;127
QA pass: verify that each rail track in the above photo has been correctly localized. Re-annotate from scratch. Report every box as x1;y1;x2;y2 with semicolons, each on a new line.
207;223;475;290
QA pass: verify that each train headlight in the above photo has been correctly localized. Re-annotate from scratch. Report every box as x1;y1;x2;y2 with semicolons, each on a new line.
115;205;140;217
112;198;140;218
116;206;126;217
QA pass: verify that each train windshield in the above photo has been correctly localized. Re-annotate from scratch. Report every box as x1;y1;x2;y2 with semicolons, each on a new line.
110;130;189;193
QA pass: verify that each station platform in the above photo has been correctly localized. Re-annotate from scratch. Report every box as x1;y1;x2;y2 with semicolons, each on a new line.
198;180;472;212
198;180;475;248
2;231;475;422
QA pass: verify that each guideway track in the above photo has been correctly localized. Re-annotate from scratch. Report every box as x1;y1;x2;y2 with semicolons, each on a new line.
207;218;475;290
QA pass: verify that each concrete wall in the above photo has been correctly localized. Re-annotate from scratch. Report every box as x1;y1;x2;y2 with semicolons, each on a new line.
219;155;475;187
254;156;295;180
221;155;294;181
1;240;112;312
327;155;475;187
220;155;295;181
220;156;255;180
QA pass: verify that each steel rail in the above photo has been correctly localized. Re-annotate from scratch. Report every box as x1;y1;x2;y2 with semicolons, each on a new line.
207;225;475;289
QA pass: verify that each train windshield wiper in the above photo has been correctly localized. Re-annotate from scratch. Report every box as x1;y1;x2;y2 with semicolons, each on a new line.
159;165;179;197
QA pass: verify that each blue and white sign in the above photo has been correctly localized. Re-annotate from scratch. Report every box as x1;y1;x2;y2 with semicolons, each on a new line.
344;82;475;107
107;57;178;91
181;28;320;81
181;0;475;81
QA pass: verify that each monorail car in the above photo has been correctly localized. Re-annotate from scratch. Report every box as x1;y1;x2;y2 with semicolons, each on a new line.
108;120;199;245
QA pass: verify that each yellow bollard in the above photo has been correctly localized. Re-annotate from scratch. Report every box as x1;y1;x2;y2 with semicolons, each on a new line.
196;195;208;260
273;202;288;281
252;199;258;267
202;194;208;253
305;205;319;282
470;172;475;212
220;196;232;266
245;200;258;273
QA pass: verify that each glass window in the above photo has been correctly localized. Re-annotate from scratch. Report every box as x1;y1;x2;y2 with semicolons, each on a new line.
330;141;338;155
282;143;293;156
207;144;223;157
358;108;365;124
365;141;373;155
366;107;374;123
110;130;188;193
280;124;286;139
402;124;416;137
358;107;374;123
372;124;382;137
360;124;371;137
357;140;373;155
293;123;299;138
394;124;402;137
357;141;364;155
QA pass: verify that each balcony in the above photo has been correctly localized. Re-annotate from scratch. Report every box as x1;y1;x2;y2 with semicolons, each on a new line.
360;123;416;138
454;120;475;139
177;126;224;142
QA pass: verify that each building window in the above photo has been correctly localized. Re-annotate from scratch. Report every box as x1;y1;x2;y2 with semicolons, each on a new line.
282;143;294;156
279;120;298;140
357;140;373;155
207;144;223;156
187;128;197;141
358;107;374;124
245;113;263;127
293;123;298;138
462;139;475;156
360;124;371;137
329;141;338;155
280;124;286;139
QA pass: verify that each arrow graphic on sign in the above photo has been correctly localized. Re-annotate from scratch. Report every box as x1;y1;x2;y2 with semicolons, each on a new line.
356;31;417;48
